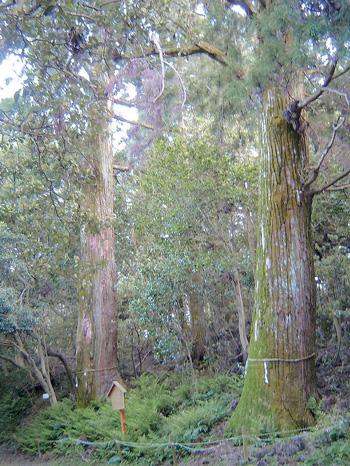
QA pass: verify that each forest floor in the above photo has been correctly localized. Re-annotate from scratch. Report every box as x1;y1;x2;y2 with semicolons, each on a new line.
1;422;349;466
0;447;88;466
1;364;349;466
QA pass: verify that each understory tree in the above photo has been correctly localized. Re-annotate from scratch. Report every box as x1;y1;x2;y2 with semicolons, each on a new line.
0;138;77;403
118;134;257;371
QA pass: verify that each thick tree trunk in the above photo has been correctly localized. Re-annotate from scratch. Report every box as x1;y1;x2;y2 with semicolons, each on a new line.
229;90;316;433
76;107;118;407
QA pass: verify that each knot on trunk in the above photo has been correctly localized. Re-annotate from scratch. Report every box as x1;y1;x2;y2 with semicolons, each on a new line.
283;100;301;133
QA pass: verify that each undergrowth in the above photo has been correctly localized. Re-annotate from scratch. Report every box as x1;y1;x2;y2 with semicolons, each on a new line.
12;373;243;465
8;373;350;466
0;369;32;442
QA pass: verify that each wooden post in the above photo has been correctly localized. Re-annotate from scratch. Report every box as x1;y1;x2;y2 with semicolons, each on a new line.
107;381;127;434
120;408;127;434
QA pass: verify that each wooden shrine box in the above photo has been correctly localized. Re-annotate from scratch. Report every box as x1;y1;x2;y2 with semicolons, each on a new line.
107;381;127;411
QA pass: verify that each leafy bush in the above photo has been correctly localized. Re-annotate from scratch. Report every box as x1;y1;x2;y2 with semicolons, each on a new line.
0;391;31;442
0;369;32;442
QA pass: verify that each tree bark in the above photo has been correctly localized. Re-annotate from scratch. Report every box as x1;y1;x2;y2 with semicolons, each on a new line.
233;270;249;362
76;104;118;407
189;273;206;365
229;90;316;433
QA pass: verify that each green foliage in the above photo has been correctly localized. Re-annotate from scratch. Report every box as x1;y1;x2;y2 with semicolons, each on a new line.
0;1;349;461
0;284;33;334
118;134;258;367
10;376;350;465
303;420;350;466
13;374;242;464
312;191;350;367
160;399;227;442
0;392;31;442
0;370;32;442
307;441;350;466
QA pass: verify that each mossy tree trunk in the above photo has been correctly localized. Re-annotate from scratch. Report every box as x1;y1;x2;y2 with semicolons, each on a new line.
76;104;118;407
229;89;316;433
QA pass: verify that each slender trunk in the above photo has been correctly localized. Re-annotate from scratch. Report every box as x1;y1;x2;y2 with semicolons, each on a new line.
230;90;316;433
76;105;118;406
37;337;58;405
245;208;256;257
12;334;58;405
233;270;249;362
189;273;206;365
47;349;75;393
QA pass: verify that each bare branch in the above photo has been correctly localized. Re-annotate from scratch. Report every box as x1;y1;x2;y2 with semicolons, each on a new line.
100;0;118;7
0;354;27;371
164;60;187;108
149;32;165;103
332;63;350;81
305;116;345;188
112;115;154;130
298;59;338;110
312;168;350;195
124;41;229;67
320;87;349;107
324;183;350;192
113;165;130;172
111;98;139;108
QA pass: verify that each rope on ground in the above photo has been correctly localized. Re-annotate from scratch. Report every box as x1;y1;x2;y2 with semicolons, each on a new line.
44;424;326;452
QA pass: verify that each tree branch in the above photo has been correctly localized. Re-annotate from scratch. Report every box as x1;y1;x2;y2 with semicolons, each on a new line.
164;60;187;108
332;63;350;81
227;0;255;16
319;87;349;107
47;348;75;392
124;41;229;67
325;183;350;192
194;41;229;66
112;115;154;130
298;59;338;110
0;354;27;371
312;168;350;195
111;98;139;108
149;32;165;103
113;165;130;172
305;116;344;188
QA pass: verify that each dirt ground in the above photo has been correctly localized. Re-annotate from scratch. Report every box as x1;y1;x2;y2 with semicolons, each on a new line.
0;450;87;466
0;453;53;465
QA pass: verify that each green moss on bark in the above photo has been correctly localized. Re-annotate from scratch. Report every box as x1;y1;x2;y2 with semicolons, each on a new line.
229;89;316;434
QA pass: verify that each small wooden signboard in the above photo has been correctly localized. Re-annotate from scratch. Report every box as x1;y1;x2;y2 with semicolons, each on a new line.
107;381;127;434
